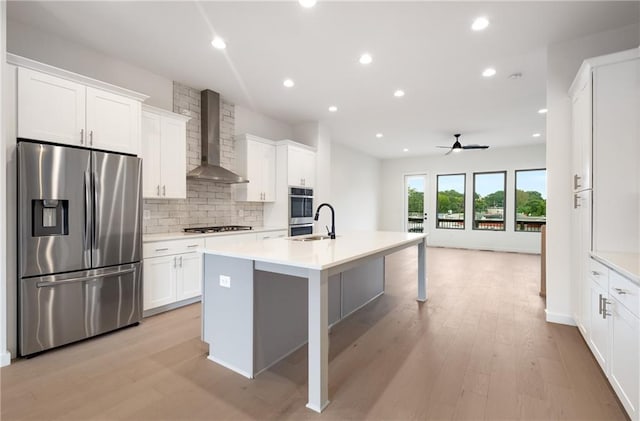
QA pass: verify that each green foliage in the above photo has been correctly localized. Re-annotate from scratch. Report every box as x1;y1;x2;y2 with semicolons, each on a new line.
437;190;464;214
408;187;424;213
516;189;546;216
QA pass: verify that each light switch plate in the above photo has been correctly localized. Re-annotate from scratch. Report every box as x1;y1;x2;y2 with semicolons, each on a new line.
219;275;231;288
143;210;151;220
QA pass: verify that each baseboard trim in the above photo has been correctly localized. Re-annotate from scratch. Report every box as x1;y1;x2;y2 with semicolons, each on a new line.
0;350;12;367
207;355;253;379
545;310;577;326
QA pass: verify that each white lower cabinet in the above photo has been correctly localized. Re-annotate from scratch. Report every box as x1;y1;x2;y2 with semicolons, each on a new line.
143;238;205;314
582;257;640;421
609;299;639;420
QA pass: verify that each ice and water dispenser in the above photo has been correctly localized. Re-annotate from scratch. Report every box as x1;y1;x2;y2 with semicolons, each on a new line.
32;199;68;236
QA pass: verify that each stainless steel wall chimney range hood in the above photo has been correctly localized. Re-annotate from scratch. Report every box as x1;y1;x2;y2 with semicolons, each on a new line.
186;90;248;183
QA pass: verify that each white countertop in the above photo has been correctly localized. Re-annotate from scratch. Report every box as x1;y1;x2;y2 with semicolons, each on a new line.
591;251;640;285
143;226;287;243
201;231;427;270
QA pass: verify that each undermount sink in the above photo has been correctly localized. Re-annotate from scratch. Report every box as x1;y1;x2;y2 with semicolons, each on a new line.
289;235;332;242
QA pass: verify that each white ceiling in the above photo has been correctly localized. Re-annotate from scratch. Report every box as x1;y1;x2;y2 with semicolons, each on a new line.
7;1;640;158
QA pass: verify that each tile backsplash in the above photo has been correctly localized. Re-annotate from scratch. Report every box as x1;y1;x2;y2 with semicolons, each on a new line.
143;82;263;234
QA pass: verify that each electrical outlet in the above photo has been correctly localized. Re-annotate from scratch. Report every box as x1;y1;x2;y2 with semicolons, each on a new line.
143;210;151;220
219;275;231;288
238;209;244;217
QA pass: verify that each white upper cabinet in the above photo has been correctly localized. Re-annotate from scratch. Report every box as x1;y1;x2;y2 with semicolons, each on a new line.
233;134;276;202
86;87;141;155
287;144;316;188
141;105;189;199
570;74;592;191
18;67;86;146
15;60;147;155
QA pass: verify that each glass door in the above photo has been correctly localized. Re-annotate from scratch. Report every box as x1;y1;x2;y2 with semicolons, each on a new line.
404;174;428;233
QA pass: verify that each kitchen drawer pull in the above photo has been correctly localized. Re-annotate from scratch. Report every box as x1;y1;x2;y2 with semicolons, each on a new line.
187;244;199;248
591;270;600;277
155;247;169;252
613;287;627;295
36;268;136;288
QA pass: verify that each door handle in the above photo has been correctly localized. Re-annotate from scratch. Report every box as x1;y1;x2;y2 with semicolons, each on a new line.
157;185;160;196
89;130;94;145
179;256;183;268
173;257;177;268
80;129;84;145
573;193;580;209
573;174;582;189
163;185;166;196
36;268;136;288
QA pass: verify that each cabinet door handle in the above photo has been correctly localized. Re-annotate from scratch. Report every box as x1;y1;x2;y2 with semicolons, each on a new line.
573;193;580;209
613;287;627;295
573;174;582;190
179;256;183;268
163;185;166;196
89;130;94;145
80;129;84;144
173;256;177;268
602;298;612;319
598;293;603;315
157;185;160;196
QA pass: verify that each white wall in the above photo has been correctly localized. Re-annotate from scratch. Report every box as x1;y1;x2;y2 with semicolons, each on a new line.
381;144;546;254
545;23;640;325
330;143;381;231
7;20;173;109
235;105;293;140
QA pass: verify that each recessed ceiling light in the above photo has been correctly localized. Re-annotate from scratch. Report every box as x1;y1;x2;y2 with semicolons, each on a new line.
482;68;496;77
328;106;338;112
283;79;295;88
538;108;548;114
532;133;541;138
298;0;317;8
403;148;409;152
359;53;373;65
471;17;490;31
394;90;405;97
376;133;384;138
211;37;226;50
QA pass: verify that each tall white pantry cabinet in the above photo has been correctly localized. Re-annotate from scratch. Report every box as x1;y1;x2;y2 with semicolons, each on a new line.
569;48;640;421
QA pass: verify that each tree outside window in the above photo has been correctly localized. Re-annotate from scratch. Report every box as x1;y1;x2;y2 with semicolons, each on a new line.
436;174;465;229
473;172;506;230
515;169;547;232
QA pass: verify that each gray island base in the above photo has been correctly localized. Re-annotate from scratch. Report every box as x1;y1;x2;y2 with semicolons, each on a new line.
201;231;428;413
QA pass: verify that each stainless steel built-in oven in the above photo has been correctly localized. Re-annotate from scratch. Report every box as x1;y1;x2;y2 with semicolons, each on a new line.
289;187;314;236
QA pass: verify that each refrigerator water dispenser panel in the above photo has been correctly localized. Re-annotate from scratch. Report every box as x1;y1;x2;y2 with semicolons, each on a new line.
32;199;68;236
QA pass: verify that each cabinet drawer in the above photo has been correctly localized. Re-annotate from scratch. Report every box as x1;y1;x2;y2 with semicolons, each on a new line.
610;270;640;318
588;258;609;288
143;238;204;258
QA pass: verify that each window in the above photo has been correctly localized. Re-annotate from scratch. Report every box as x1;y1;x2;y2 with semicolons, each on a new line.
515;169;547;232
473;171;506;230
436;174;465;229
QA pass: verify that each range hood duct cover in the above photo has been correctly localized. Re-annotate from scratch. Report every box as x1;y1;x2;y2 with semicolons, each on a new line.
186;90;248;183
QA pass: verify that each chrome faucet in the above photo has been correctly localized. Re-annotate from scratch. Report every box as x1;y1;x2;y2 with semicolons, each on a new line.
314;203;336;239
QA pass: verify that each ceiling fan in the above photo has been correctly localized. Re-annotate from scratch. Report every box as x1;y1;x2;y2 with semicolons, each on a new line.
437;134;489;155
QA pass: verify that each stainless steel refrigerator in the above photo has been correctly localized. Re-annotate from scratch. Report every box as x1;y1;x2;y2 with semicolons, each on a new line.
18;141;143;356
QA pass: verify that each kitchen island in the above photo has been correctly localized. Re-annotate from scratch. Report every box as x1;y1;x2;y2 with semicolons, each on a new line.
201;231;428;413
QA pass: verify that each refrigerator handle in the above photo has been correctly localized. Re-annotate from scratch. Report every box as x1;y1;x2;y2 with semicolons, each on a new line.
92;171;97;252
84;171;92;256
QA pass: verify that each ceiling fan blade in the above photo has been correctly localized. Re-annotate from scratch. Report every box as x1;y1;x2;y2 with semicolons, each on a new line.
444;148;453;156
462;145;489;150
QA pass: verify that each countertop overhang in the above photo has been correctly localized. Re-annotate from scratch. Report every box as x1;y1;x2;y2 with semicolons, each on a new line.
200;230;428;271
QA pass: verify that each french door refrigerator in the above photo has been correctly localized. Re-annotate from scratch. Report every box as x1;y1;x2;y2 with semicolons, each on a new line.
18;140;143;356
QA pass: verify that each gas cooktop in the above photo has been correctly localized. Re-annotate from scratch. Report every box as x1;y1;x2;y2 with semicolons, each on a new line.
184;225;253;234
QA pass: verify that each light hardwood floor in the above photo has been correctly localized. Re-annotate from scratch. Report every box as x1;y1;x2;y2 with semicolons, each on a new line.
1;247;628;420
